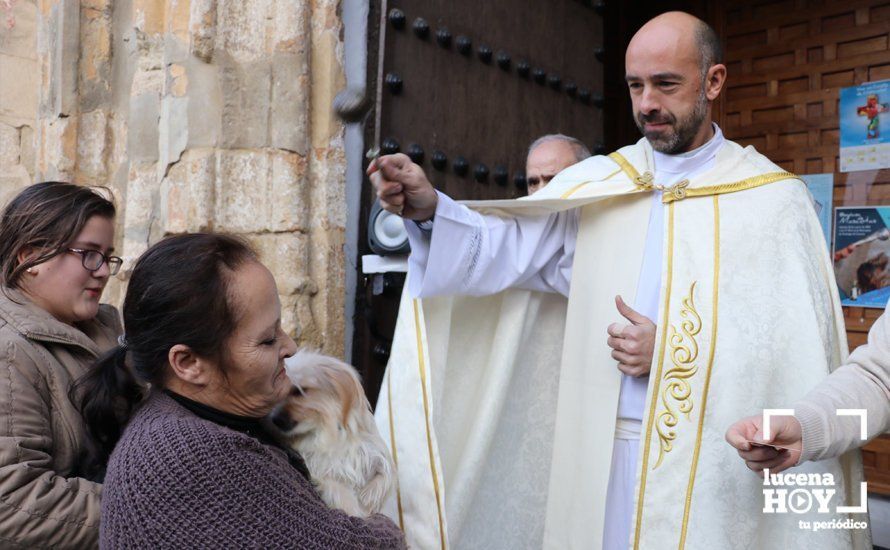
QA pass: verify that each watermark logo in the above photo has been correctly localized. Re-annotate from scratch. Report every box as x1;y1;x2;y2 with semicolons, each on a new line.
760;409;869;532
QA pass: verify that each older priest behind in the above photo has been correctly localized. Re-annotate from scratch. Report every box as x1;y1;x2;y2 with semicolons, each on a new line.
370;11;869;550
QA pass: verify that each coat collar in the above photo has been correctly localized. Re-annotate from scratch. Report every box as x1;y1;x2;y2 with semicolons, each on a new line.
0;287;120;357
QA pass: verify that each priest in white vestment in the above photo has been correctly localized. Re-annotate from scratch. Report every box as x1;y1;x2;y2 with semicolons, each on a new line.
370;12;870;550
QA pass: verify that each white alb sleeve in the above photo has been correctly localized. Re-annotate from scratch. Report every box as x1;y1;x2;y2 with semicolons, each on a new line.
405;191;578;298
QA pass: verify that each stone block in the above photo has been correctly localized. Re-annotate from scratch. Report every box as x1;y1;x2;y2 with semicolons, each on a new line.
245;231;319;345
247;231;315;297
80;0;113;11
214;149;267;232
168;0;190;45
106;114;127;180
0;113;31;129
133;0;165;35
167;63;188;97
0;1;38;60
219;56;271;148
270;52;309;154
0;55;39;120
39;116;76;180
19;124;34;175
310;0;341;33
269;149;309;232
133;31;165;74
158;95;187;176
127;92;160;162
75;109;108;182
160;148;215;234
0;170;31;210
131;65;164;96
0;122;20;167
184;59;220;148
271;0;308;54
308;30;344;149
79;6;111;84
214;149;310;234
281;292;321;345
0;176;18;208
122;162;157;259
216;0;269;63
188;0;216;63
162;29;190;67
305;156;347;355
308;143;347;228
0;166;30;206
43;0;80;117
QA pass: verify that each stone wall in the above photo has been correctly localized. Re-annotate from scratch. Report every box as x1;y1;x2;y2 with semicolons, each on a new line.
0;1;38;205
0;0;348;356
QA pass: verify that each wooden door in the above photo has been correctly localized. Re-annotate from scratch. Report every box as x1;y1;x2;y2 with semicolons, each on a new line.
353;0;605;405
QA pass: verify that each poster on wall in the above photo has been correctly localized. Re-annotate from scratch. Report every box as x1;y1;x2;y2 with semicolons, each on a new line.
833;206;890;308
839;79;890;172
801;173;833;250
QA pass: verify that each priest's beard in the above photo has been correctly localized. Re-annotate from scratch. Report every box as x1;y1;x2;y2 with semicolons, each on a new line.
636;86;708;154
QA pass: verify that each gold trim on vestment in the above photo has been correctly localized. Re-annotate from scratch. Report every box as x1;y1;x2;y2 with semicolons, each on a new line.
412;300;447;550
618;150;793;548
608;151;642;181
558;168;624;198
385;371;405;530
608;151;799;204
678;195;721;548
609;152;692;201
661;172;799;203
654;281;702;469
633;201;676;550
559;181;593;199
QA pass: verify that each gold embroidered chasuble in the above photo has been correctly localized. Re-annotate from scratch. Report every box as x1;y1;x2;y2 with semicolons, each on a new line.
374;138;870;549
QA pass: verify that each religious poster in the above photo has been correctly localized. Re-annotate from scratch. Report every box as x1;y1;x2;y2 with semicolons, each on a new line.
839;79;890;172
833;206;890;308
801;173;833;250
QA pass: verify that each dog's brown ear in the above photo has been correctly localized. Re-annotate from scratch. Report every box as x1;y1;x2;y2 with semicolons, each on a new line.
329;366;359;425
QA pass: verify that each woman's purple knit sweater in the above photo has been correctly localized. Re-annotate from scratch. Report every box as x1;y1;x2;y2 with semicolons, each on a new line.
99;392;405;549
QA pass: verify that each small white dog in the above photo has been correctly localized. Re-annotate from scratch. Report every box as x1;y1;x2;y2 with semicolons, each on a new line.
267;349;395;517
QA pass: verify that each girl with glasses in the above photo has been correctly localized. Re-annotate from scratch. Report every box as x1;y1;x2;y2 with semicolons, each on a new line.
0;182;122;548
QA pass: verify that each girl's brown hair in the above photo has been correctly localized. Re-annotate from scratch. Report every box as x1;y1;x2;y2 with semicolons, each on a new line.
0;182;116;290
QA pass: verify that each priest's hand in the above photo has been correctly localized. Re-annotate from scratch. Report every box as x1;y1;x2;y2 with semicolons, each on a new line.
606;296;656;378
367;153;438;221
724;414;802;475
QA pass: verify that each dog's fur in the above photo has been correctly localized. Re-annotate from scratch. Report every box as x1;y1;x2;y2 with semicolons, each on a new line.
266;349;395;517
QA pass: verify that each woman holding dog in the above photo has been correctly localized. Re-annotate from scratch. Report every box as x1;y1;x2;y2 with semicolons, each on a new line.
80;233;405;549
0;182;122;548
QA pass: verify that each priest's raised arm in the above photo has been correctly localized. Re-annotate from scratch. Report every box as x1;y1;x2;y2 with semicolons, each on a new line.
369;152;583;298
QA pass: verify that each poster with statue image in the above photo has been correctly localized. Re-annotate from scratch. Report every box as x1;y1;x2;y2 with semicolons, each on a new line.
839;79;890;172
833;206;890;308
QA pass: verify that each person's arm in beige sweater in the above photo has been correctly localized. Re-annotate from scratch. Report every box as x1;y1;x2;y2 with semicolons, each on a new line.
726;310;890;473
794;310;890;462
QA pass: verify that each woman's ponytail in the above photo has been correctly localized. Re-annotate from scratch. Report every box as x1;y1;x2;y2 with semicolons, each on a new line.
75;344;146;478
